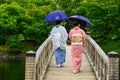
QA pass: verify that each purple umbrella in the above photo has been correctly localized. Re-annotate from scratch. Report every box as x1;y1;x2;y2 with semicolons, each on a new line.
44;10;68;23
69;15;92;27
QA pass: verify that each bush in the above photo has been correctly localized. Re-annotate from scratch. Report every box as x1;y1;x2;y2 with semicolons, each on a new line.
7;37;22;54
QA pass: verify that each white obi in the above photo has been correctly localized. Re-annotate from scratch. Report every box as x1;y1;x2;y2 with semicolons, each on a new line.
71;34;82;45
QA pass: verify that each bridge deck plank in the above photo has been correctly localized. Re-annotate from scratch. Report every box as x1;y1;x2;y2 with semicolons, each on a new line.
44;46;96;80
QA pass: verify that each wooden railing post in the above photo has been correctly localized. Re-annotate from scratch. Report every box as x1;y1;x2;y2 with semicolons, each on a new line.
87;32;91;37
25;51;36;80
108;51;119;80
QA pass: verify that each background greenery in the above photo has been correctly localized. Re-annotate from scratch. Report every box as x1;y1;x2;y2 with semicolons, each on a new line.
0;0;120;54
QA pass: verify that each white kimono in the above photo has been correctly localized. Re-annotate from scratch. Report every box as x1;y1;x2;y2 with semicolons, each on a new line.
51;25;68;50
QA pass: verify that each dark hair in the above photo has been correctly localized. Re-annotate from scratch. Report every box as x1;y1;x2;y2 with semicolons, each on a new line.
72;20;80;26
56;21;62;25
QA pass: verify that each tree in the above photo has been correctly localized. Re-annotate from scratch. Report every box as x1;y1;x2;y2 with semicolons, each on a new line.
0;2;25;45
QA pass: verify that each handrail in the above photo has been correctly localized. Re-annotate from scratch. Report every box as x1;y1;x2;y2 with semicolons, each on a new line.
84;35;109;80
34;36;53;80
87;36;109;65
35;36;52;65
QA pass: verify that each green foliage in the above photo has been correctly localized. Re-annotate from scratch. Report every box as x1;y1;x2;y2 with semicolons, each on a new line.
7;36;22;54
0;46;7;53
99;40;120;54
55;0;120;42
0;0;55;54
56;0;81;16
80;1;120;42
0;0;120;54
0;2;25;45
73;5;87;16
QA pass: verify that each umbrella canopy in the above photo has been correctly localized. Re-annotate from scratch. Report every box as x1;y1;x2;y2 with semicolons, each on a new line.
69;15;92;27
44;10;68;23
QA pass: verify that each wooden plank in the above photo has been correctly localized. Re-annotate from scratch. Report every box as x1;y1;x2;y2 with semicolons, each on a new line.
43;46;96;80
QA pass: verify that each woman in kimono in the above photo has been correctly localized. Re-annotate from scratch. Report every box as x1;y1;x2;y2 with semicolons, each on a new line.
51;21;68;67
69;21;86;73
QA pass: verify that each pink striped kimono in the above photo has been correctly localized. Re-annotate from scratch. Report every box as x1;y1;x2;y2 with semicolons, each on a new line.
69;27;86;71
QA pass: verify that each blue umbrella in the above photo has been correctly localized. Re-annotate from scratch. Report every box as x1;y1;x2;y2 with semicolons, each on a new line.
69;15;92;27
44;10;68;23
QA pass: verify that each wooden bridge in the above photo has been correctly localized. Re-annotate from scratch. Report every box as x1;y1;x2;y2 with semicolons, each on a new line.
25;35;119;80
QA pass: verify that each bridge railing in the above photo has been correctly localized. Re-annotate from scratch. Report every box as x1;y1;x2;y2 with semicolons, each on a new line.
84;34;119;80
25;34;119;80
25;36;53;80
